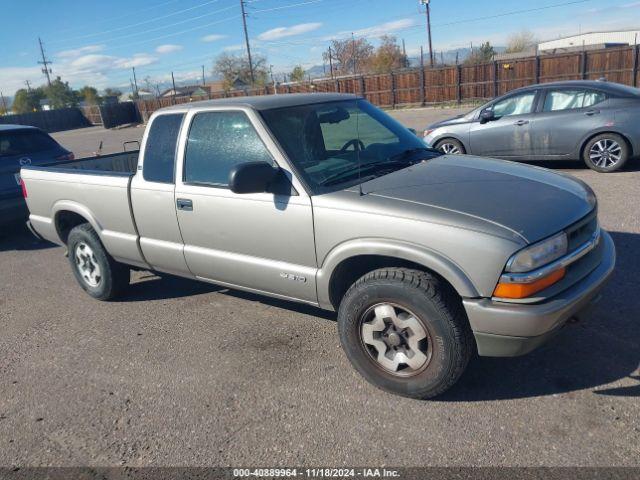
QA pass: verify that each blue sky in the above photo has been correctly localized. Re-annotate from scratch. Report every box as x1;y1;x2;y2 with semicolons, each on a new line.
1;0;640;95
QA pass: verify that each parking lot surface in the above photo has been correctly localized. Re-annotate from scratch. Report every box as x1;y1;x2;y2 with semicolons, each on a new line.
2;106;638;467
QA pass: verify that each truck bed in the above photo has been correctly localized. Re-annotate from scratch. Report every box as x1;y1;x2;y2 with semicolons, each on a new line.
20;150;147;268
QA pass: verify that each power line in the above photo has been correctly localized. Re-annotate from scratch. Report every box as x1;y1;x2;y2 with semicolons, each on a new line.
51;0;224;45
250;0;324;14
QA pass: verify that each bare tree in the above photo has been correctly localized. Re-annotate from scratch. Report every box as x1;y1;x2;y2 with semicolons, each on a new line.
505;30;538;54
323;37;374;75
213;53;268;90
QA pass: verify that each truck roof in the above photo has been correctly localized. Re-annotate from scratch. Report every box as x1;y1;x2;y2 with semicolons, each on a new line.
158;93;359;113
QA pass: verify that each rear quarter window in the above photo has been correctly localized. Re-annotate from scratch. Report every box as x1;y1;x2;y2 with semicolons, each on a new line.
142;113;184;184
0;130;60;157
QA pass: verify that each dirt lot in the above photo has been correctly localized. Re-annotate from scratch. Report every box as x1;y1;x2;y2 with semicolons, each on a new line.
1;106;638;467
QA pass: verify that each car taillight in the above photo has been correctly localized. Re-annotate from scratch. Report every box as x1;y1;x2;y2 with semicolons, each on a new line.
20;178;28;198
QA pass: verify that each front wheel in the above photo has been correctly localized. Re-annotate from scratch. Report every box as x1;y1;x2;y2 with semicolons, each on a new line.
434;138;466;155
583;133;629;172
337;268;474;399
67;223;130;300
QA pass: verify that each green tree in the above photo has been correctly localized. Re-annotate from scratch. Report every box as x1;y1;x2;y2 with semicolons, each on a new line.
45;77;77;109
103;87;122;98
12;87;45;113
213;53;268;89
289;65;306;82
465;42;496;65
369;35;408;74
78;85;100;105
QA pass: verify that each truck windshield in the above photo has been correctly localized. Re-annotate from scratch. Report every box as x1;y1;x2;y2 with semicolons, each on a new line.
261;99;441;193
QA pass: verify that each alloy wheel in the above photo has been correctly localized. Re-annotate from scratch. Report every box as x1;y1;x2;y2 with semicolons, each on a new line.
360;303;433;377
75;242;102;287
589;138;622;169
438;142;461;154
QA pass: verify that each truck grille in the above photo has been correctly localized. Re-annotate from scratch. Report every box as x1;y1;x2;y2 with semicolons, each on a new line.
566;210;598;253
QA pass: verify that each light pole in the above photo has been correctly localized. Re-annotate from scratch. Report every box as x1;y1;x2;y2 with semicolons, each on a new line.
420;0;434;67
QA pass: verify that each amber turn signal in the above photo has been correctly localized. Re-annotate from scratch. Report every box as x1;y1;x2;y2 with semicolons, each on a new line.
493;267;566;299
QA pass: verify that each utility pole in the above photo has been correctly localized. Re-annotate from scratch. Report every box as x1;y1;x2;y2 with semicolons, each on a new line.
351;33;357;75
328;46;334;79
239;0;255;84
171;71;177;105
25;80;32;92
202;65;206;86
132;67;139;98
38;37;53;87
402;38;407;67
420;0;434;67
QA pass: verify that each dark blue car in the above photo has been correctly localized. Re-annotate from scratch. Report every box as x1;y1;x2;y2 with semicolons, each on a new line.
1;125;73;226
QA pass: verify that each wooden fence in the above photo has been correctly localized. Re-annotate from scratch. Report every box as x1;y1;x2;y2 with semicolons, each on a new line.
133;44;640;119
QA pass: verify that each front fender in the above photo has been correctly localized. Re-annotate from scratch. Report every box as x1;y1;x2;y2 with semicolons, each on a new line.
316;238;480;310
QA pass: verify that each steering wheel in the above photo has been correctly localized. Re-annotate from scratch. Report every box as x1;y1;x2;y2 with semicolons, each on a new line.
339;139;365;153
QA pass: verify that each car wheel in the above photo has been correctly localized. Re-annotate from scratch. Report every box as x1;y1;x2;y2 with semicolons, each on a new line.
583;133;629;173
67;223;130;300
435;138;466;155
337;268;474;399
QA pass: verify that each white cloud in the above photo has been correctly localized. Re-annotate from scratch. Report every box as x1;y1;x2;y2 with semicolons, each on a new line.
201;33;227;42
56;45;105;59
155;44;183;54
0;66;43;95
257;22;322;41
325;18;417;41
222;44;245;52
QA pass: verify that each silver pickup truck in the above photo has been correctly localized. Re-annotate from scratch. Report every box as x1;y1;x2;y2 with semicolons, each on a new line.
21;93;615;399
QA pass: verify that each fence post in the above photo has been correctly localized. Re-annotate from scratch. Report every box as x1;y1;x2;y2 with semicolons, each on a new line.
581;50;588;80
633;45;638;87
360;75;365;98
390;72;396;109
420;66;426;106
493;60;498;98
456;65;462;104
534;55;540;84
334;78;340;93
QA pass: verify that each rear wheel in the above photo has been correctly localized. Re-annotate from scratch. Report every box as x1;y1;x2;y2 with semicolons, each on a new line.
583;133;629;173
435;138;466;155
337;268;474;399
67;223;130;300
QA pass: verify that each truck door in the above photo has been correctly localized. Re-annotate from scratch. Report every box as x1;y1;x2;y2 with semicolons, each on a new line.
130;112;191;276
173;107;317;304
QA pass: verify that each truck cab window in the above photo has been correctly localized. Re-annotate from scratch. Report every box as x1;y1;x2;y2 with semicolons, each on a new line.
143;113;184;183
184;111;273;187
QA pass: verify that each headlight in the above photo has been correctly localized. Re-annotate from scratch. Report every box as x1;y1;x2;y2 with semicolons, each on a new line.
423;128;435;138
506;232;568;273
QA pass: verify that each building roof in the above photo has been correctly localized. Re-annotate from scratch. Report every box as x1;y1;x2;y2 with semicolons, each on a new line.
159;93;358;113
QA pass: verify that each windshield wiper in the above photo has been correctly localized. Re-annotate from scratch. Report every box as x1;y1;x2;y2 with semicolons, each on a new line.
387;146;441;162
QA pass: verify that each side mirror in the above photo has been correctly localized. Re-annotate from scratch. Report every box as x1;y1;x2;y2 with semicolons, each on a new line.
479;110;495;124
229;161;279;194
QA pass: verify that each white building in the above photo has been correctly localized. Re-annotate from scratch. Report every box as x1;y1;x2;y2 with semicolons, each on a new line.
539;30;640;52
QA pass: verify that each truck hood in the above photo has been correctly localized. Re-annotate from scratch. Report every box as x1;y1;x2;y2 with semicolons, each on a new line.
358;155;596;244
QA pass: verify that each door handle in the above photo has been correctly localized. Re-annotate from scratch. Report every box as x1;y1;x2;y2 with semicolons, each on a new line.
514;120;529;126
176;198;193;211
585;109;600;116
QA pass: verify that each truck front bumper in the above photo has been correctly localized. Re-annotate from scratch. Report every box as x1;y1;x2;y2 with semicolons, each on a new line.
463;230;616;357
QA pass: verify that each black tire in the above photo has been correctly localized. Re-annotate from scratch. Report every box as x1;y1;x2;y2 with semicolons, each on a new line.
337;268;474;399
434;138;466;155
582;133;629;173
67;223;130;301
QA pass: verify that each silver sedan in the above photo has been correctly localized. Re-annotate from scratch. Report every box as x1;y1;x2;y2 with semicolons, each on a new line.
423;80;640;172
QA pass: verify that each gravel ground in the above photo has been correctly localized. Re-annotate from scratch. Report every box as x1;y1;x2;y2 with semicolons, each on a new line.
2;106;638;468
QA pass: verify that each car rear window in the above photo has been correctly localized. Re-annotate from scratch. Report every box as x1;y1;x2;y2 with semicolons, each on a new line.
0;130;60;156
142;113;184;184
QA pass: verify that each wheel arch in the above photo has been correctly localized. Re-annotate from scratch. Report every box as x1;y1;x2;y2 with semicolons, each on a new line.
579;130;633;160
316;239;480;311
52;201;102;244
431;134;469;153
